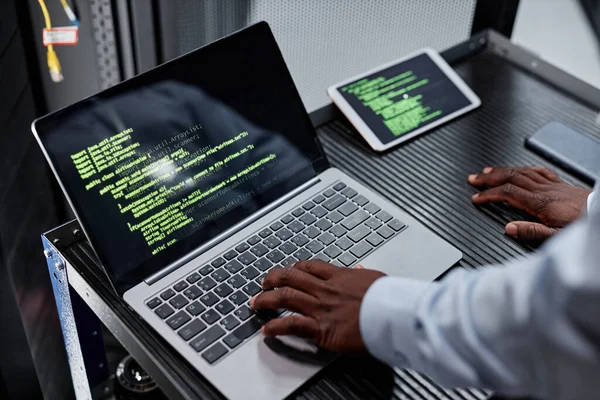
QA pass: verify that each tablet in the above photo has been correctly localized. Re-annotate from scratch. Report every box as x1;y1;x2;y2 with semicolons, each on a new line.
327;48;481;151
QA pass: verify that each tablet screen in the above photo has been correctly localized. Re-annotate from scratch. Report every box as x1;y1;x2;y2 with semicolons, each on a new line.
338;52;474;145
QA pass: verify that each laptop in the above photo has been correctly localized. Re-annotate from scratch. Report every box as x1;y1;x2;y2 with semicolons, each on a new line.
33;22;461;400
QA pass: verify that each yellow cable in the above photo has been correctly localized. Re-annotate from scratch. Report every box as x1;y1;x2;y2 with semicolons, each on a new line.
37;0;63;82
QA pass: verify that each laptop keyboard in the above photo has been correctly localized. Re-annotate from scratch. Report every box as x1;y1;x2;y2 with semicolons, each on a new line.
145;182;407;365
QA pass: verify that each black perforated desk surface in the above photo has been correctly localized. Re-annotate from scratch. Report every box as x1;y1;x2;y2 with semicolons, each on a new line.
56;31;599;400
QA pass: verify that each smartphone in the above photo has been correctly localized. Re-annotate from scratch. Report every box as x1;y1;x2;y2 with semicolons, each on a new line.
525;122;600;185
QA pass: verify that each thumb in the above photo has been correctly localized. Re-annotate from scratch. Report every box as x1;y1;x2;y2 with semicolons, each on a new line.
505;221;560;242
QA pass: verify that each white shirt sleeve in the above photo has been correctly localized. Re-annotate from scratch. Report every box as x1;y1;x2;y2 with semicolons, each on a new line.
360;188;600;400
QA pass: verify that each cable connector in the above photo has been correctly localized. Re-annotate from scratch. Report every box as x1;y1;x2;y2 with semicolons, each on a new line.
47;48;63;83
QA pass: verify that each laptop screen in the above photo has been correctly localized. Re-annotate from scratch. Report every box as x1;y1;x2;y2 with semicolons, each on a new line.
34;23;328;294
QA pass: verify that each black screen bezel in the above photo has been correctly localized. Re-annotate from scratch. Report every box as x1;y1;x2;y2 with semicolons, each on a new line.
33;22;329;295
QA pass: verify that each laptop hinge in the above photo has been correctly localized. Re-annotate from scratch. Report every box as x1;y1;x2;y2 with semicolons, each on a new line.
145;177;322;285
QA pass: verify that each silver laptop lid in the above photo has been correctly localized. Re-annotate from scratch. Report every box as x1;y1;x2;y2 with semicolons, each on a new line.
32;22;329;295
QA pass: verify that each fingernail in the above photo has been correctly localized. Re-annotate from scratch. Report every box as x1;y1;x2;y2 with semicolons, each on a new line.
260;326;266;334
505;223;518;237
353;264;364;269
249;296;256;308
468;174;477;182
483;167;493;173
471;193;480;200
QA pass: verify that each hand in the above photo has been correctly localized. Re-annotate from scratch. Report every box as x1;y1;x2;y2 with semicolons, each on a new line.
469;166;591;242
250;260;385;353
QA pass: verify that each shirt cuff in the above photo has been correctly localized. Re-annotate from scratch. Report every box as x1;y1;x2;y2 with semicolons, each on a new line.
359;276;430;369
588;191;596;214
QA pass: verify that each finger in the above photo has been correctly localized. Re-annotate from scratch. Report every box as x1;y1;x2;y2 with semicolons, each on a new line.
472;184;540;215
468;167;539;189
251;287;318;314
505;221;560;242
262;264;322;292
353;264;365;269
529;167;562;183
261;314;319;339
293;259;338;279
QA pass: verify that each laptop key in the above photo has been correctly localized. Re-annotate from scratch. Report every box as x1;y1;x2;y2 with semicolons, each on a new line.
304;226;321;239
323;188;336;197
266;249;285;263
201;309;221;325
315;219;333;231
339;202;358;217
281;214;294;224
280;256;298;267
377;226;395;239
306;240;324;254
341;187;358;199
191;325;225;352
270;221;284;231
302;201;316;211
167;311;191;330
318;232;336;246
331;259;343;267
241;266;259;280
291;234;309;247
232;316;262;340
322;194;346;211
216;299;235;315
292;208;305;217
220;315;240;331
250;243;269;257
199;265;214;276
224;333;243;349
227;275;246;289
202;343;228;364
229;291;249;306
178;318;206;341
294;248;313;260
183;285;202;300
324;245;342;259
243;282;261;296
215;283;233;298
169;294;189;309
200;292;219;307
275;228;293;241
234;305;254;321
313;194;326;204
311;206;327;218
299;213;317;226
327;211;344;224
353;194;369;206
198;276;217;291
336;237;353;251
259;228;272;238
223;250;238;260
237;252;257;266
388;219;406;231
211;257;226;268
365;217;383;230
347;225;371;243
279;242;298;255
254;258;273;272
186;301;206;316
341;210;369;230
186;272;201;284
288;221;305;233
313;253;330;262
350;242;373;259
333;182;347;191
330;225;347;237
263;236;282;249
211;268;231;282
235;242;250;253
376;210;393;223
364;203;381;215
160;288;176;300
247;235;261;245
154;303;174;319
338;253;357;267
366;232;384;247
146;297;161;309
